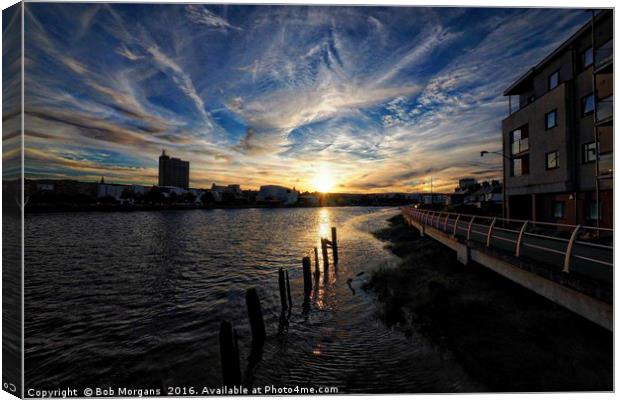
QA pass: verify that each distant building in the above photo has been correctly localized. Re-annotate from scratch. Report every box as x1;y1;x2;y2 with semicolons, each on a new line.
421;194;449;205
458;178;477;189
502;10;612;227
256;185;299;205
299;193;319;206
211;183;244;202
158;150;190;189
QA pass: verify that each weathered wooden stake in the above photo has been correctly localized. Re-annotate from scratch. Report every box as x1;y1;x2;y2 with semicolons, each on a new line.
321;238;329;270
314;247;320;277
245;288;265;346
285;270;292;310
331;227;339;264
219;321;241;386
278;268;288;311
302;256;312;296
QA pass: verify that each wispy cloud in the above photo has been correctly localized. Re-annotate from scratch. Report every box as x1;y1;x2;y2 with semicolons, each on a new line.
23;4;589;192
185;5;242;31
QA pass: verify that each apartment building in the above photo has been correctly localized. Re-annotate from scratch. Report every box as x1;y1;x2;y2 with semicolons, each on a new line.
158;150;190;190
502;10;613;228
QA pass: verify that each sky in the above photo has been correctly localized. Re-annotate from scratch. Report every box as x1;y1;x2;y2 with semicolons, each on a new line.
20;4;590;193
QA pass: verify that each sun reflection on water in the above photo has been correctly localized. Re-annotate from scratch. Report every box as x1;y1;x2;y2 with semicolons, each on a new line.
318;208;331;239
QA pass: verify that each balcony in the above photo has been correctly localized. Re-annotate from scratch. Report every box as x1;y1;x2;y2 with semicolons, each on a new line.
595;39;613;73
598;152;613;178
510;137;529;155
596;95;613;125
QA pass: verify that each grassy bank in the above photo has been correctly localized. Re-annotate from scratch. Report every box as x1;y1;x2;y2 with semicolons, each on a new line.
364;214;612;392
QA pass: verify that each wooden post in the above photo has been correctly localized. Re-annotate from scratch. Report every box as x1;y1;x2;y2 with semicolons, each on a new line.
285;270;292;310
219;321;241;386
331;227;339;264
245;288;265;346
302;256;312;296
321;238;329;270
314;247;320;277
278;268;287;311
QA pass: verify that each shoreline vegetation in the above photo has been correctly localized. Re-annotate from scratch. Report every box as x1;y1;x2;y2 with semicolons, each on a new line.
21;203;399;214
365;214;612;392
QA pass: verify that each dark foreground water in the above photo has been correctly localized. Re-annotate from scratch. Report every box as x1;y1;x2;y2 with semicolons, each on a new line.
25;207;478;394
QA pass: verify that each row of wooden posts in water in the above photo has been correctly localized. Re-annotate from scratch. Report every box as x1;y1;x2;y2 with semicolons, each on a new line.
219;227;339;386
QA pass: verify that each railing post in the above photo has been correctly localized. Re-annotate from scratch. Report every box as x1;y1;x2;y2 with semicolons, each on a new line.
452;215;460;237
515;221;528;257
563;225;581;273
444;214;450;232
486;218;497;247
466;216;475;241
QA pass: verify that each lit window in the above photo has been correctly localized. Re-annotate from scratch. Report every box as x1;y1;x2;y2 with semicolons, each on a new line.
512;156;529;176
545;110;557;129
582;47;593;68
510;128;529;155
587;202;600;221
581;93;595;116
548;71;559;90
582;142;597;163
553;202;565;218
546;151;559;169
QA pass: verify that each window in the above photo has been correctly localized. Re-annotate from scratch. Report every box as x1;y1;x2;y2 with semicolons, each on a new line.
548;70;559;90
546;151;559;170
581;93;595;116
553;202;565;219
587;201;600;221
581;47;593;69
510;126;529;155
545;110;557;129
582;142;597;163
512;156;529;176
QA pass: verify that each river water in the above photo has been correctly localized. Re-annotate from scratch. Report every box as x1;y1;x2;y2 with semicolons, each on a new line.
24;207;479;394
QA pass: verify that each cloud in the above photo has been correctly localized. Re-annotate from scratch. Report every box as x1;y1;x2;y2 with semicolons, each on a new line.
185;5;242;31
21;4;590;192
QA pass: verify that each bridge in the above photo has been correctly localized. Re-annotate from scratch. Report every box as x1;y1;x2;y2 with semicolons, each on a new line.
401;206;613;331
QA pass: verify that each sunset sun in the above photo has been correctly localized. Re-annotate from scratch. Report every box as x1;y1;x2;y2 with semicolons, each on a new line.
313;167;335;193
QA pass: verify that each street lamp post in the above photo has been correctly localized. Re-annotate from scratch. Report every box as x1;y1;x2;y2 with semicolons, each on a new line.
480;150;509;219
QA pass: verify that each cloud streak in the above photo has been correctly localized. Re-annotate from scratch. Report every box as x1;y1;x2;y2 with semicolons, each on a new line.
22;4;589;192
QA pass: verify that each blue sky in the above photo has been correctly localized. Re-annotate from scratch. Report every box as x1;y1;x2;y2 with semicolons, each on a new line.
21;4;589;192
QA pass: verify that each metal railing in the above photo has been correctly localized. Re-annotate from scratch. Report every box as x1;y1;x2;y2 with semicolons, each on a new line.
401;207;613;280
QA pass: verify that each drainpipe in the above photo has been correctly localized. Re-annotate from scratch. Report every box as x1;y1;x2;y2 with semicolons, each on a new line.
590;10;601;229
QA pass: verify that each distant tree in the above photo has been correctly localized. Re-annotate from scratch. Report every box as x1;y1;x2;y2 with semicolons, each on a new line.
201;191;216;205
120;188;134;200
145;187;165;204
183;192;197;204
221;191;236;205
98;195;119;205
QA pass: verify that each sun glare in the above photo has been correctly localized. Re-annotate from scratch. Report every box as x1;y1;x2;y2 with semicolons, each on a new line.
313;167;335;193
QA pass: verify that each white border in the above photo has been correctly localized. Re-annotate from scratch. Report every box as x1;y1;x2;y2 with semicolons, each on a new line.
0;1;617;400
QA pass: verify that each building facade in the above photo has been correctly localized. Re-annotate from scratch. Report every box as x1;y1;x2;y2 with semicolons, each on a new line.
502;10;612;228
158;150;190;189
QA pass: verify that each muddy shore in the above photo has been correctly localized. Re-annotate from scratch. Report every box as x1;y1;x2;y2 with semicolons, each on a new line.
364;214;612;392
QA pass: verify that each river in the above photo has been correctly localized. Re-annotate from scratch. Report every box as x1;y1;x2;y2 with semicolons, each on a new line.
24;207;478;393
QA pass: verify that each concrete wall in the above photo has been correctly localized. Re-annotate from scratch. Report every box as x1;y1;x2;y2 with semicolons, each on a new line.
503;83;572;196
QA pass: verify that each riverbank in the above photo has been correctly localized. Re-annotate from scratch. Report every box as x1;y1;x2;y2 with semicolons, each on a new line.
23;203;409;214
364;214;612;392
